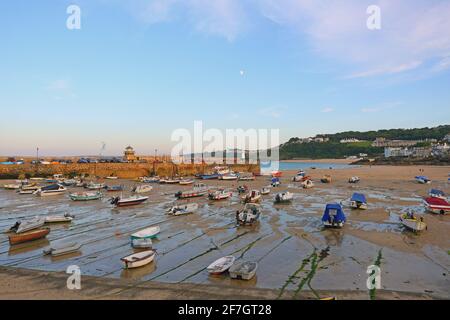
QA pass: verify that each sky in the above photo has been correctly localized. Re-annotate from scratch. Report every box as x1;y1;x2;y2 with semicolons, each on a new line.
1;0;450;156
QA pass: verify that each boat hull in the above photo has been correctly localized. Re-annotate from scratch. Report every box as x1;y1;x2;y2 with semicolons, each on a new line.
9;228;50;245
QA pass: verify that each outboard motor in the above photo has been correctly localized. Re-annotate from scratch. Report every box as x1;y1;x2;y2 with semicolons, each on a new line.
110;197;119;205
175;191;182;199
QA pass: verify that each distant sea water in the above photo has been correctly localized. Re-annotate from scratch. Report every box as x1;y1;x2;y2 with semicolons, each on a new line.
261;161;355;172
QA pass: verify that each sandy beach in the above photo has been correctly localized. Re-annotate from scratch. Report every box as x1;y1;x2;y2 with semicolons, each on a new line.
0;164;449;300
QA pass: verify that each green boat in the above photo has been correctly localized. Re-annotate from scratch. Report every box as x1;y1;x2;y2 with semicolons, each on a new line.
69;191;103;201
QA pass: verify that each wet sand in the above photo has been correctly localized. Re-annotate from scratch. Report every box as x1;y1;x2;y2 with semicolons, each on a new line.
0;165;449;300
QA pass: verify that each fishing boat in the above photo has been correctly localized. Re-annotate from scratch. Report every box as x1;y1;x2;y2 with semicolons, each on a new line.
302;179;314;189
219;173;238;181
229;261;258;280
121;249;157;269
167;203;199;215
3;184;21;190
179;179;194;185
208;189;232;201
423;197;450;214
131;226;161;240
70;191;103;201
111;195;149;207
271;177;281;187
10;217;45;234
132;185;153;194
242;190;262;203
341;193;368;210
44;213;74;223
131;238;153;249
9;228;50;245
200;173;220;180
429;189;446;200
321;175;332;183
322;203;346;228
86;182;106;190
400;212;427;232
175;188;208;199
348;176;360;184
35;184;67;196
207;256;236;275
105;185;124;192
43;242;81;257
415;176;431;184
236;203;261;226
261;187;271;195
274;191;293;203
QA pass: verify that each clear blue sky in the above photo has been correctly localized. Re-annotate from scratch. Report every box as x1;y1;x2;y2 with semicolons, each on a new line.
1;0;449;156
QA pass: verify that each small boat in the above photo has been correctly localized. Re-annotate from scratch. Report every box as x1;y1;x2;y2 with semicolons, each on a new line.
271;171;282;178
167;203;199;216
121;250;157;269
400;212;427;232
242;190;262;203
131;226;161;240
424;197;450;214
18;190;35;195
140;176;160;183
179;179;194;185
111;195;149;207
219;173;238;180
215;167;231;175
62;179;78;186
429;189;446;200
132;185;153;194
415;176;431;184
131;238;153;249
43;242;81;257
207;256;236;275
3;184;21;190
292;171;306;182
238;174;255;181
274;191;293;203
175;189;208;199
302;179;314;189
322;203;346;228
229;261;258;280
348;176;360;183
44;213;74;223
70;191;103;201
261;187;271;195
36;184;67;196
321;175;332;183
271;177;281;187
105;185;124;192
86;182;106;190
10;217;46;234
342;192;368;210
236;203;261;226
208;189;232;200
75;181;85;187
200;173;220;180
30;177;45;181
105;176;118;180
237;185;249;194
9;228;50;245
20;184;40;191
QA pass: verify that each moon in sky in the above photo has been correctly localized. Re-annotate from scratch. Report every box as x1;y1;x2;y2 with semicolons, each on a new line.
240;70;244;76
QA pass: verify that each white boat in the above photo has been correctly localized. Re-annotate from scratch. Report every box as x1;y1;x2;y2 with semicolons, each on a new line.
261;187;271;195
400;212;427;232
219;173;238;180
21;184;40;191
111;195;149;207
167;203;199;216
140;176;160;183
35;184;66;196
238;174;255;181
86;182;105;190
274;192;293;203
302;179;314;189
43;242;81;257
70;191;103;201
179;179;194;185
208;190;232;200
215;166;231;175
121;250;157;269
229;261;258;280
236;203;261;226
242;190;262;203
207;256;236;275
44;213;74;223
131;226;161;240
3;184;21;190
132;185;153;194
105;176;118;180
10;217;45;234
348;176;360;183
131;238;153;249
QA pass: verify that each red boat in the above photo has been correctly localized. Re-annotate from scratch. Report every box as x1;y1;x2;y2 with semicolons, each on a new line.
424;197;450;214
271;171;282;178
9;228;50;245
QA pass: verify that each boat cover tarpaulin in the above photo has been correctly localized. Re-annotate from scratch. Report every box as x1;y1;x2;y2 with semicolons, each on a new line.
430;189;445;197
322;203;346;223
425;197;450;206
271;177;280;184
351;193;367;203
41;184;61;191
415;176;430;180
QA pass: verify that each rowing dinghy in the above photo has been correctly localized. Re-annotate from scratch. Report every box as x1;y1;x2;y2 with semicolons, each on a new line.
43;242;81;257
131;226;161;240
229;261;258;280
167;203;199;216
9;228;50;245
3;184;21;190
121;250;156;269
131;238;153;249
44;213;74;223
207;256;236;275
10;217;45;234
400;213;427;232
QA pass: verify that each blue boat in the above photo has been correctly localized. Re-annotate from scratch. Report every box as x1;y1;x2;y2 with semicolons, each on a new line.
271;177;280;187
350;193;368;210
322;203;346;228
415;176;431;184
429;189;446;199
200;173;220;180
